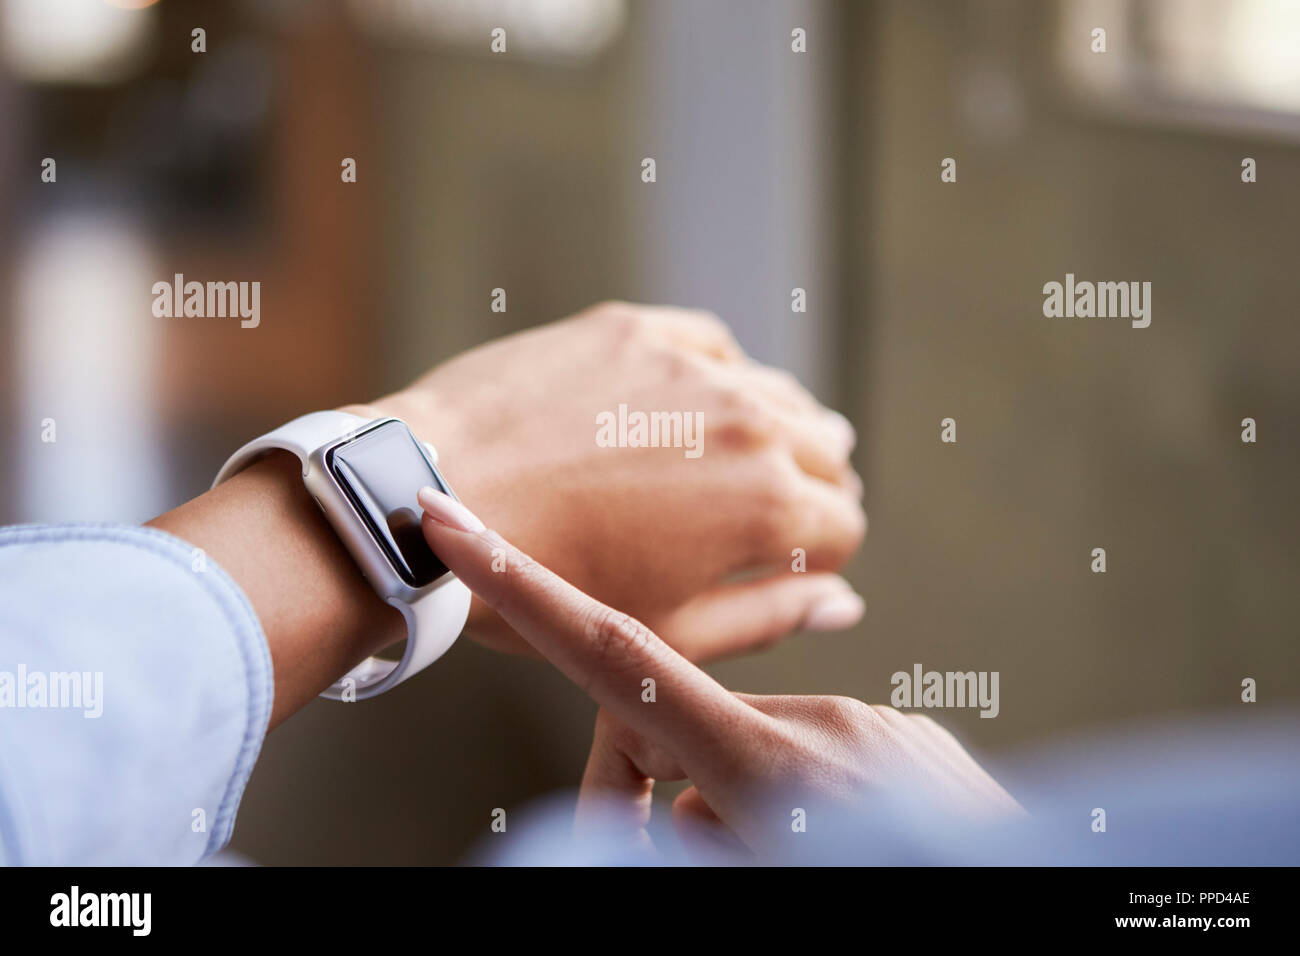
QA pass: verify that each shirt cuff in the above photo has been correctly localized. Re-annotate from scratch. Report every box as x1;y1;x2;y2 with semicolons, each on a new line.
0;523;274;865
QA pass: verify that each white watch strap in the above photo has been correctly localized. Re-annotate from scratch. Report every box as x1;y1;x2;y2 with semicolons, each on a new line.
318;583;470;700
212;411;469;700
213;411;441;483
213;411;370;484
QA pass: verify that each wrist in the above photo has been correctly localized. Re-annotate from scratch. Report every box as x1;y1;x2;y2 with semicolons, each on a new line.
341;388;444;435
149;449;404;728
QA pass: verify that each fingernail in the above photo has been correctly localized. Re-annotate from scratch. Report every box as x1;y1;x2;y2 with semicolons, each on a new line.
803;591;865;631
417;486;485;533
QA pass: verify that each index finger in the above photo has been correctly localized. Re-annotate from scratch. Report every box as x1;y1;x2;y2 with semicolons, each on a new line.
415;487;756;762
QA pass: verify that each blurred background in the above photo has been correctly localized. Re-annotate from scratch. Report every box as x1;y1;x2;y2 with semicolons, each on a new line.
1;0;1297;864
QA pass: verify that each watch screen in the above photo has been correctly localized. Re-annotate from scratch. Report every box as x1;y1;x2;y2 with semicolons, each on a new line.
327;420;452;587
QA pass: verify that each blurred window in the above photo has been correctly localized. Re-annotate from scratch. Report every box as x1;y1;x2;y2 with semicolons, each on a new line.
347;0;626;63
1060;0;1300;136
1;0;157;85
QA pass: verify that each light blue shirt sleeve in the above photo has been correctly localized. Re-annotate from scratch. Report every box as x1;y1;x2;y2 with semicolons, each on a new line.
0;523;273;865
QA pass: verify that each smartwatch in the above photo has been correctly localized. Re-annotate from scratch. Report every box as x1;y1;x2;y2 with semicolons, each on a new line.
212;411;472;700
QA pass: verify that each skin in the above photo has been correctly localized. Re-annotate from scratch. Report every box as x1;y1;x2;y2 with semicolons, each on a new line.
148;302;867;728
413;486;1023;862
148;299;1010;850
354;301;867;657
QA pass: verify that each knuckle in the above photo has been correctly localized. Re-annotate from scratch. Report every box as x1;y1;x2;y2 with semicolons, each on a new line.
587;299;633;319
822;695;870;725
711;389;777;448
580;604;657;678
720;386;765;420
828;695;871;719
817;501;868;571
709;418;764;452
742;459;803;553
589;301;648;339
766;463;806;521
869;704;911;732
805;696;875;746
655;345;704;383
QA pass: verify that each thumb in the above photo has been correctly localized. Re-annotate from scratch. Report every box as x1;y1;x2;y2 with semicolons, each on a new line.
657;572;864;661
575;709;685;852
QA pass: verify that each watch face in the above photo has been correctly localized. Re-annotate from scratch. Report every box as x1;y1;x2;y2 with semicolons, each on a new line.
327;420;452;588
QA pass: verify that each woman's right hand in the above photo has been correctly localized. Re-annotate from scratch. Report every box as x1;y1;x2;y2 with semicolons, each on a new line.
416;488;1022;860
